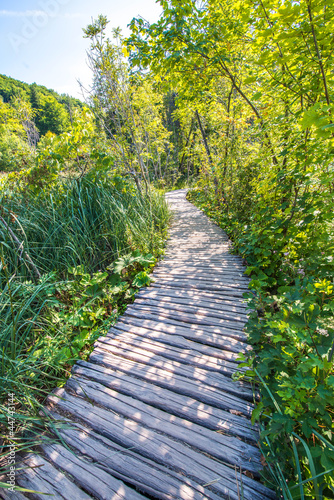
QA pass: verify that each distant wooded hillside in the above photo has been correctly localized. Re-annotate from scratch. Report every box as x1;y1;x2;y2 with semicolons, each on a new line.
0;74;87;171
0;74;84;136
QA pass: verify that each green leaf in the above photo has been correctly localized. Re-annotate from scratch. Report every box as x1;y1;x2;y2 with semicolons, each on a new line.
251;401;264;424
132;271;152;288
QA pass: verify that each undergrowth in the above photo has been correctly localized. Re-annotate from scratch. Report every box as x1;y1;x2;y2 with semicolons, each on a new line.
188;187;334;500
0;174;170;491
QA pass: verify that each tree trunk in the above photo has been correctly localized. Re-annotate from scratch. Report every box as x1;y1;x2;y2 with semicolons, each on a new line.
195;110;213;165
195;110;219;197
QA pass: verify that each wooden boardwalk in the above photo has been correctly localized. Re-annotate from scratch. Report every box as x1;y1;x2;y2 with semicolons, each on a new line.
2;190;275;500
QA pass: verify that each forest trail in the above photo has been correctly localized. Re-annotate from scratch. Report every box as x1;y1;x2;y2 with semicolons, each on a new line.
2;190;275;500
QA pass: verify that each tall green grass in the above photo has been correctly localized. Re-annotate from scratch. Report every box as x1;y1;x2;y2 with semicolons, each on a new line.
0;176;169;278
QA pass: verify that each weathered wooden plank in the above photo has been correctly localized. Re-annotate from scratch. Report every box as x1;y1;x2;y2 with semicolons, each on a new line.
163;245;241;252
167;228;225;234
166;247;231;252
46;412;224;500
112;319;251;355
169;246;231;250
47;389;274;500
167;243;228;249
165;243;231;247
153;271;249;283
41;443;146;500
160;263;246;273
108;325;249;365
156;262;245;271
135;289;249;316
153;272;248;284
125;304;246;332
97;334;245;381
163;246;238;252
10;189;273;500
157;268;246;277
73;360;258;441
163;262;245;270
154;278;249;292
162;252;244;259
15;454;92;499
97;333;252;398
166;246;231;250
155;277;248;291
118;314;247;343
159;249;241;255
166;235;228;240
167;240;229;245
107;326;242;361
136;286;248;310
66;375;262;474
159;264;245;272
164;229;223;234
89;349;252;415
94;337;243;386
133;298;247;323
146;289;248;312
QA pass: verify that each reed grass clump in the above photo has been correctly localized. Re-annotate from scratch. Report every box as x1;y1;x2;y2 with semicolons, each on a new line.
0;176;169;278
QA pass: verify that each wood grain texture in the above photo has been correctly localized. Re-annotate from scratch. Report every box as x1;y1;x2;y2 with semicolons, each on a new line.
89;349;253;414
107;325;248;365
46;412;225;500
41;444;146;500
8;190;275;500
95;335;243;379
46;389;274;500
72;360;259;440
123;309;248;341
116;315;248;347
65;376;261;473
110;321;251;354
0;490;28;500
135;288;249;313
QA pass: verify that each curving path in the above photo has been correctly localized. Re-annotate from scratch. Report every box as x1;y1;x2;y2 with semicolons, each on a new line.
2;190;275;500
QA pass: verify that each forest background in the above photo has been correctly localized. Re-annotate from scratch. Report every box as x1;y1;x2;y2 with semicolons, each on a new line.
1;0;334;498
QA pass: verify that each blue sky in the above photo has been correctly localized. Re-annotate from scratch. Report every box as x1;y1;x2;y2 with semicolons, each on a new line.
0;0;162;98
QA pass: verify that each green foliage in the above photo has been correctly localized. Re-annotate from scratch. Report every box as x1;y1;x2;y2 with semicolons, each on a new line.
189;188;334;498
244;280;334;487
0;74;83;115
154;1;334;491
36;95;69;136
83;19;176;187
0;133;32;172
0;74;85;174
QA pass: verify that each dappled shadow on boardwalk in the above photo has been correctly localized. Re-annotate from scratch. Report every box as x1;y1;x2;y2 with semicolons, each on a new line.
6;190;276;500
